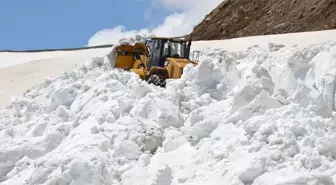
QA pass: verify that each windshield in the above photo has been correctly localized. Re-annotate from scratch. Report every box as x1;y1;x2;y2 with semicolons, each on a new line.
163;41;186;58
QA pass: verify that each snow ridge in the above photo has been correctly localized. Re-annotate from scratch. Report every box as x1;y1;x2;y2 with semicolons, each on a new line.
1;38;336;185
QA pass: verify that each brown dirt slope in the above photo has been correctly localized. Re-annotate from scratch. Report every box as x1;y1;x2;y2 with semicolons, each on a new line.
188;0;336;41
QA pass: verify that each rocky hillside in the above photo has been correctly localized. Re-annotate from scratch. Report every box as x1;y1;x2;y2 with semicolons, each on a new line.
188;0;336;41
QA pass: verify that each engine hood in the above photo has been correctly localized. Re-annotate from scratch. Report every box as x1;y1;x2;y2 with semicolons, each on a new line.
165;57;198;68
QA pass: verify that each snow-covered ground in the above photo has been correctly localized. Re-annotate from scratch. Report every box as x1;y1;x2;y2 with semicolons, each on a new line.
0;48;112;108
1;30;335;108
0;48;112;69
1;31;336;185
191;29;336;52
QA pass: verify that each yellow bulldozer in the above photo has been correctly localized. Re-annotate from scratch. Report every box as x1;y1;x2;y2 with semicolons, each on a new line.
110;36;199;87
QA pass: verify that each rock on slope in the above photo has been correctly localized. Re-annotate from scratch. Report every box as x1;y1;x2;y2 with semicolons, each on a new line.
189;0;336;41
1;38;336;185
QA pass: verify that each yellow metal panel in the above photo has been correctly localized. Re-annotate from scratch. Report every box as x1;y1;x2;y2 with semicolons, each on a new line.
132;59;142;69
167;62;182;79
131;68;146;79
165;58;196;79
166;58;197;68
113;43;150;71
141;55;148;67
132;56;148;69
173;65;182;78
115;45;134;53
134;43;150;56
115;55;134;69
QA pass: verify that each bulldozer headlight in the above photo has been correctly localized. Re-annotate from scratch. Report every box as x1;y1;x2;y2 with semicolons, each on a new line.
164;61;170;66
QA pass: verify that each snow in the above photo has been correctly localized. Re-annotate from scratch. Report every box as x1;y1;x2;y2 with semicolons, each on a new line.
191;29;336;52
1;30;336;185
0;47;112;108
0;48;111;69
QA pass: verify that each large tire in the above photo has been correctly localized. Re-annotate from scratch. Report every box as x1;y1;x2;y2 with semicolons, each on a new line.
147;74;166;87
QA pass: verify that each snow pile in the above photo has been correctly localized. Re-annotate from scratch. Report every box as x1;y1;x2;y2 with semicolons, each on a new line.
0;59;167;185
117;34;153;45
1;39;336;185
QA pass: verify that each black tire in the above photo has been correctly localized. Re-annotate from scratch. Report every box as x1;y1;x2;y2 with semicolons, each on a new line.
147;74;166;88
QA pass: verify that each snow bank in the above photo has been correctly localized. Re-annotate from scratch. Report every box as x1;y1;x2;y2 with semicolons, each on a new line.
0;47;112;109
191;29;336;52
0;47;112;69
1;36;336;185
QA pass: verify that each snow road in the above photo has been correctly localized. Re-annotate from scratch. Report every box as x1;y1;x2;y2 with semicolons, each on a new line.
0;48;112;108
191;29;336;52
0;47;113;69
1;30;336;185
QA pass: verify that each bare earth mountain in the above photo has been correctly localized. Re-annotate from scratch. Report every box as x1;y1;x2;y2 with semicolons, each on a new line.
188;0;336;41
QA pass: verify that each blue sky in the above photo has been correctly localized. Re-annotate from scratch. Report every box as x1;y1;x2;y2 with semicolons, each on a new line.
0;0;169;50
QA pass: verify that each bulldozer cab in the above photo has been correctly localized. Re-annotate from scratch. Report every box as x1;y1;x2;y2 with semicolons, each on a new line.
145;37;193;69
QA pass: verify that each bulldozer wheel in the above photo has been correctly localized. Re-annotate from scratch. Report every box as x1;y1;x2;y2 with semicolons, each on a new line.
147;67;169;88
147;74;166;87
